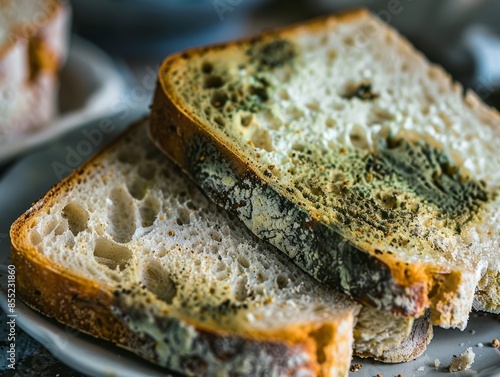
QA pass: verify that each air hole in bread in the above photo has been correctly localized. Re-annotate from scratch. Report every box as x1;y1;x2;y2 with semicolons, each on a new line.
204;75;224;89
216;270;229;281
276;275;289;289
141;260;177;304
214;116;225;128
233;275;248;301
241;114;253;127
343;36;354;47
127;178;148;200
326;118;336;129
285;106;303;120
291;143;305;152
186;201;197;211
140;195;161;227
177;207;191;225
378;192;399;210
342;81;378;101
327;48;337;62
257;271;269;282
201;62;213;74
249;85;269;102
117;149;141;164
349;133;365;149
237;256;250;268
369;107;395;124
349;129;369;149
93;238;132;271
220;226;231;237
30;229;42;245
438;112;453;128
62;203;89;236
107;187;136;243
260;260;270;270
211;91;228;109
310;186;324;197
250;128;274;152
306;101;320;112
332;102;345;111
138;162;157;181
41;217;58;236
279;89;290;100
210;230;222;242
54;222;67;236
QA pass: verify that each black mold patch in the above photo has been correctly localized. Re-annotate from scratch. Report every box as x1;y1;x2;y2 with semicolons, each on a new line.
366;139;491;232
185;134;426;316
248;39;297;69
343;82;379;101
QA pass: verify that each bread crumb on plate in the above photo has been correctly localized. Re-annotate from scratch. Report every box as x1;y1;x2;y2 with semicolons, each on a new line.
350;364;362;372
449;347;475;372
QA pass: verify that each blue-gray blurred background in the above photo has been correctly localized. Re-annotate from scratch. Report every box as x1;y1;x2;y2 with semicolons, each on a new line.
70;0;500;107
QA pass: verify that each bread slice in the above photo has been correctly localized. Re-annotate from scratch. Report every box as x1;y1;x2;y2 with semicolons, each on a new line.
11;119;432;377
150;9;500;329
0;0;68;138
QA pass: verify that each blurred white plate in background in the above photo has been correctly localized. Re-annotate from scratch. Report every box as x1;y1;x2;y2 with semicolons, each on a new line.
0;36;125;164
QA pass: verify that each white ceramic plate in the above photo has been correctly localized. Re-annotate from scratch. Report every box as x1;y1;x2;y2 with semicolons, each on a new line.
0;36;125;164
0;116;499;377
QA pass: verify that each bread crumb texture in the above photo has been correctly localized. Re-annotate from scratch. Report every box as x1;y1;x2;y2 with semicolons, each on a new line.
163;11;500;324
449;347;475;372
27;122;361;376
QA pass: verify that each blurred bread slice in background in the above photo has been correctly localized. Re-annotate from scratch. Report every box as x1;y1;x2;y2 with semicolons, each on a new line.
0;0;69;139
